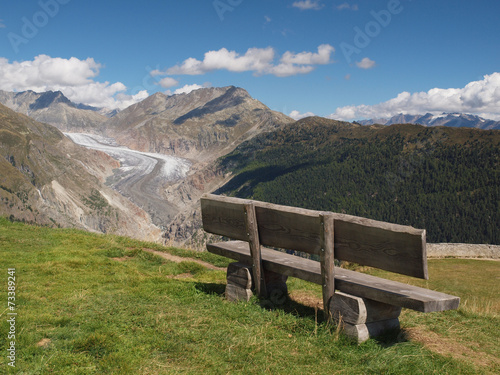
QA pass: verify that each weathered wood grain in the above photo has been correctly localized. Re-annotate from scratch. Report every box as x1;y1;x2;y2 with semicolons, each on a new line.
320;213;335;320
207;241;460;312
226;284;253;302
333;218;428;279
227;262;253;289
245;203;266;298
202;194;428;279
201;195;248;241
255;205;323;255
330;291;401;325
341;318;401;343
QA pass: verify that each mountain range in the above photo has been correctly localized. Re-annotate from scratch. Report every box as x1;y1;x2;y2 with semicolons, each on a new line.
0;87;498;246
0;87;293;245
358;112;500;130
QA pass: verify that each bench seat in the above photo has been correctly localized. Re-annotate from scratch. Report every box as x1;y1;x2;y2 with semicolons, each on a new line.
208;240;460;313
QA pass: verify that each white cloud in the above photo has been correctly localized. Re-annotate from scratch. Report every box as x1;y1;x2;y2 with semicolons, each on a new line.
264;15;272;23
289;110;316;120
292;1;324;10
356;57;376;69
344;74;351;80
158;45;334;78
0;55;147;110
164;84;204;96
329;72;500;121
281;44;335;65
337;3;358;11
0;19;6;28
158;77;179;89
174;84;204;95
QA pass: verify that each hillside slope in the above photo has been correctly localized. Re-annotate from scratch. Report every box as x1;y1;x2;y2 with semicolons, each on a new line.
0;218;497;374
216;117;500;244
0;103;161;241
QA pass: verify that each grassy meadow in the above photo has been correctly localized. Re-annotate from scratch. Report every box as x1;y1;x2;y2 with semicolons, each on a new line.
0;217;498;374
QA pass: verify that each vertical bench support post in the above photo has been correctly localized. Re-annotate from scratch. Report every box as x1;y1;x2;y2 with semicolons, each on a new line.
244;203;267;298
320;213;335;321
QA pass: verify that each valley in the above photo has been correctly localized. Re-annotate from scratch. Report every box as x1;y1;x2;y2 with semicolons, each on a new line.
65;133;191;227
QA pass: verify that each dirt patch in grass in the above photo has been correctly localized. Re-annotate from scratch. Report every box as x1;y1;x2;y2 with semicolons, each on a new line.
142;248;226;271
111;256;132;262
404;326;500;371
166;273;194;280
289;290;323;309
36;338;51;348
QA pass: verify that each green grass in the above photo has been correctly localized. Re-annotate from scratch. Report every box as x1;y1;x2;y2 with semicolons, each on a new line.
0;217;498;374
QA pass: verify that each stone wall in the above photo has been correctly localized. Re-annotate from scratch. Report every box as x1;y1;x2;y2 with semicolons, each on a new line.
427;243;500;259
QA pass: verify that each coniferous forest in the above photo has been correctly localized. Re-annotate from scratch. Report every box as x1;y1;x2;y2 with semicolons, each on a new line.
217;117;500;244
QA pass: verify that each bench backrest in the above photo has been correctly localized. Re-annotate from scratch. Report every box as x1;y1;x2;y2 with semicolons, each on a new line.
201;194;428;279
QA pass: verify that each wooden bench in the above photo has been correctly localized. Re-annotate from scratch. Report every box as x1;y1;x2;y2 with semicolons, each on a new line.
201;194;460;342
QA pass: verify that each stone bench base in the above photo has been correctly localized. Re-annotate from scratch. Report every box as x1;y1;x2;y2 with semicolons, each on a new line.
225;262;401;342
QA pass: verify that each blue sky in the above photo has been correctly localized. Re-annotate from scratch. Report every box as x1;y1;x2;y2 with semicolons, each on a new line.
1;0;499;120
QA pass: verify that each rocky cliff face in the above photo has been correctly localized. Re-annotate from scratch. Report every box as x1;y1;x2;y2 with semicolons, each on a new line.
102;86;294;161
0;90;108;132
0;103;161;242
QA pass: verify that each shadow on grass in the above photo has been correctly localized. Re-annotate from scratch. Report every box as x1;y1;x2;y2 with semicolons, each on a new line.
195;282;226;296
195;282;406;347
195;282;321;323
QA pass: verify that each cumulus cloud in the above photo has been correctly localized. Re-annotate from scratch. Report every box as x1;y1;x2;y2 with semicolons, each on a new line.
156;45;334;78
158;77;179;89
282;44;335;65
292;1;324;10
356;57;376;69
329;72;500;121
0;55;147;110
289;110;316;120
172;84;204;95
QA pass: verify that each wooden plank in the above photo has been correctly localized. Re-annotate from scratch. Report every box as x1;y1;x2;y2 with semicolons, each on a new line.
333;216;428;279
202;194;325;255
207;241;460;313
201;194;428;279
320;213;335;320
255;205;323;255
244;203;266;298
200;195;248;240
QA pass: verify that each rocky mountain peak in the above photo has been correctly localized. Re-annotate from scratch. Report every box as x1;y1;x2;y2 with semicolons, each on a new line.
29;90;73;111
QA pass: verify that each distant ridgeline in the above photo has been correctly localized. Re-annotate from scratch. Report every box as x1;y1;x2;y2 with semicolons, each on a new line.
216;117;500;244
